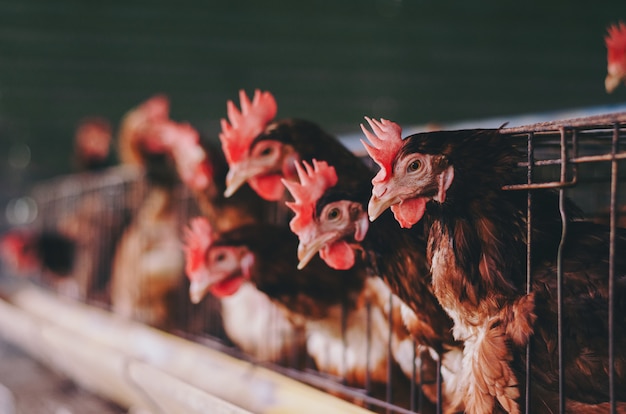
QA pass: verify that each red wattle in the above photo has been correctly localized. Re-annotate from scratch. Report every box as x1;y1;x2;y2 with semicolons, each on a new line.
320;241;355;270
210;276;246;298
391;198;426;228
249;175;285;201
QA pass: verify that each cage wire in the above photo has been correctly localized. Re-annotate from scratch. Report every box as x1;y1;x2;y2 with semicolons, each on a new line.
5;111;626;414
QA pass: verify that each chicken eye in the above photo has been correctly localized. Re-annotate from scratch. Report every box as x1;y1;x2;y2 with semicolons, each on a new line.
407;160;422;172
215;252;226;262
327;207;340;220
260;147;273;156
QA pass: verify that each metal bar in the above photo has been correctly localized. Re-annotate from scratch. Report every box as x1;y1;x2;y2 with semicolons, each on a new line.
341;302;348;386
514;151;626;168
435;356;442;414
386;293;393;413
365;300;372;404
410;339;417;412
418;349;424;414
525;132;534;414
609;123;619;414
502;182;576;191
556;127;568;413
571;129;579;188
500;112;626;134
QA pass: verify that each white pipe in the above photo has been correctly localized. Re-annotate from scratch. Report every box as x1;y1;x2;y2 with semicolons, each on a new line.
0;281;374;414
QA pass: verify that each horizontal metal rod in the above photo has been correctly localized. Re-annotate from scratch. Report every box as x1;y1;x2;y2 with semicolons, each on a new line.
501;112;626;134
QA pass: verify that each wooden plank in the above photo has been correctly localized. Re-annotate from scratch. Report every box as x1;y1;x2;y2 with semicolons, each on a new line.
0;336;124;414
0;282;375;414
127;362;252;414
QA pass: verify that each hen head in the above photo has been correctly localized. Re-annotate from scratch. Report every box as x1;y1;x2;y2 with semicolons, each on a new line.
219;89;300;201
283;160;369;271
119;94;171;164
606;22;626;93
183;217;254;303
361;117;453;229
153;120;213;192
74;117;112;166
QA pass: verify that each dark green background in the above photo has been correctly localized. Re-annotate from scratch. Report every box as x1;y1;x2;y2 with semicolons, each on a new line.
1;0;626;180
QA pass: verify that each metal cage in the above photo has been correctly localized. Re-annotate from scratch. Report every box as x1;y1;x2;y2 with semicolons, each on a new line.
3;111;626;414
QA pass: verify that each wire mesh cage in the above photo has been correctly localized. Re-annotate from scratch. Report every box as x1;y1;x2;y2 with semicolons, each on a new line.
1;110;625;414
499;113;626;414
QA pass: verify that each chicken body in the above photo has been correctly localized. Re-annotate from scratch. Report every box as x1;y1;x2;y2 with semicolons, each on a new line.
364;123;626;413
219;281;304;363
283;159;463;412
109;95;185;328
183;219;420;410
150;115;301;361
110;186;184;327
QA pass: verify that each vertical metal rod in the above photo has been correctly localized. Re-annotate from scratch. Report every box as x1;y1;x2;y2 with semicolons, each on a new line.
386;293;392;413
418;347;424;413
525;132;534;414
436;355;442;414
556;127;568;414
365;300;372;402
341;301;348;385
410;340;416;412
608;123;619;414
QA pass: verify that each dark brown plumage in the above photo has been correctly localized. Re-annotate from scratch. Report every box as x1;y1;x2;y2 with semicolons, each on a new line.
229;118;375;208
251;118;375;190
212;224;366;318
284;160;463;412
185;220;423;411
314;179;457;350
364;124;626;413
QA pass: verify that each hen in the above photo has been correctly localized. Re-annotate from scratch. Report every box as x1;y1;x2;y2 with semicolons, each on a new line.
109;95;185;328
282;159;463;412
150;116;300;359
606;21;626;93
0;228;75;278
182;216;423;411
362;118;626;413
218;89;373;209
5;117;118;299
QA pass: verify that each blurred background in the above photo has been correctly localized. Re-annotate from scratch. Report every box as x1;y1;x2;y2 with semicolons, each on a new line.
1;0;626;220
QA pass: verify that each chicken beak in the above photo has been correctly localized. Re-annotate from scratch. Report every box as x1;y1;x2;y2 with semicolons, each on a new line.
224;163;250;198
297;232;338;270
189;279;212;304
224;160;266;198
368;194;394;222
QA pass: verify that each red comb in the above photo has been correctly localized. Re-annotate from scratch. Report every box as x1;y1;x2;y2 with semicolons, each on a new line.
218;89;278;165
182;217;215;281
606;22;626;65
283;159;338;234
360;117;404;184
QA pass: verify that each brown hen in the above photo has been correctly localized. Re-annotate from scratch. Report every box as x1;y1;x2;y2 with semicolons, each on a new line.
362;118;626;413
